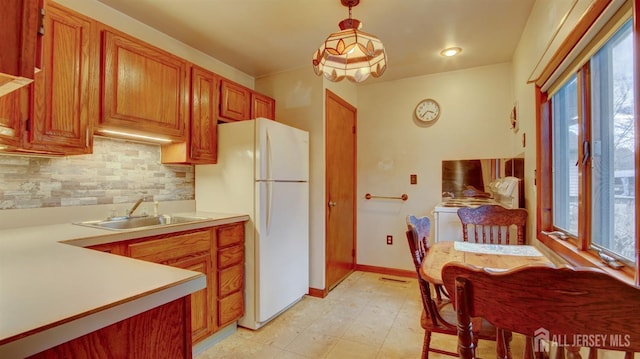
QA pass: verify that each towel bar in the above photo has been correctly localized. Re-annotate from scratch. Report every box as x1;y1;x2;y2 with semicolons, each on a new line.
364;193;408;201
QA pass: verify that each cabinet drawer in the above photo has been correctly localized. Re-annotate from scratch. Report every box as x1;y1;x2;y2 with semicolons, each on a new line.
218;245;243;269
218;291;243;327
129;229;211;263
88;242;126;256
216;223;244;247
218;264;243;297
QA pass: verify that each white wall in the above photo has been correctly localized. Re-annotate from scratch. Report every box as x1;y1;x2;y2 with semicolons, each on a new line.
355;0;602;271
356;63;518;270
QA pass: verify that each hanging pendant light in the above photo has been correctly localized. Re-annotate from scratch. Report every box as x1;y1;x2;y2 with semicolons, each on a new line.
312;0;387;83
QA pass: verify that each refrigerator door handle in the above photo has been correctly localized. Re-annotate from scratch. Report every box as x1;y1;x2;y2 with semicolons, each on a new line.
265;129;273;234
266;130;273;180
266;181;272;235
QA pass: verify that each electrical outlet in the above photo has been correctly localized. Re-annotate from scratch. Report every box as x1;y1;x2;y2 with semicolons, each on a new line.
386;235;393;245
410;174;417;185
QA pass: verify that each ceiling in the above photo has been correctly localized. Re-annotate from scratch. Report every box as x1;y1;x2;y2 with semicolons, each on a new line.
96;0;536;83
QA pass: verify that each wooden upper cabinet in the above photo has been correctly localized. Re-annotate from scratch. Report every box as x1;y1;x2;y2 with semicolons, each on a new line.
99;27;188;141
219;79;250;122
162;65;218;164
25;1;96;155
190;66;218;162
219;78;276;122
0;0;39;97
251;92;275;120
0;89;23;149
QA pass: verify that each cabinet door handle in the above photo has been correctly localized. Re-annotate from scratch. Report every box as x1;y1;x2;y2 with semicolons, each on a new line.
328;201;337;207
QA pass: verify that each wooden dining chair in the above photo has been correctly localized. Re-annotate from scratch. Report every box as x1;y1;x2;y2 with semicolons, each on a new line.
405;215;496;358
406;215;448;302
442;262;640;359
457;204;528;245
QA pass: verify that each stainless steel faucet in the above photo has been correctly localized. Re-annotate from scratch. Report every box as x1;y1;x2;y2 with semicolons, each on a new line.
127;195;152;218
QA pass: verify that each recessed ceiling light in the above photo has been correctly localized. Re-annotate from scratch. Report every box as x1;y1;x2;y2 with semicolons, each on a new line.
440;47;462;57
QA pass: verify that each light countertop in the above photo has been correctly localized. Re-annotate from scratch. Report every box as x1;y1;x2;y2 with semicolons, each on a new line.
0;211;249;358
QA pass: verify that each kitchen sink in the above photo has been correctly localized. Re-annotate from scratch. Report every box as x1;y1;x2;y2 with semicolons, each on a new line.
74;215;209;231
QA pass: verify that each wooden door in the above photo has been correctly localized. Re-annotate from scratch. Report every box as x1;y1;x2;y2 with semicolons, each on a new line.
27;1;96;154
325;90;357;291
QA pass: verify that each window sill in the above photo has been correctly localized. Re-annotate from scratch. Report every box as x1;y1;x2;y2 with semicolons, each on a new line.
537;233;637;286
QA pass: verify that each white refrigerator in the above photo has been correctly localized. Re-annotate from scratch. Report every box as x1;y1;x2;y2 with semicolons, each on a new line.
195;118;309;330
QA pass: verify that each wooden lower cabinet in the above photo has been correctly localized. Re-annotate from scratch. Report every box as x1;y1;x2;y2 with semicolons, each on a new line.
171;254;212;343
161;65;219;165
28;296;191;359
215;223;245;327
87;222;245;344
219;291;244;326
127;229;214;344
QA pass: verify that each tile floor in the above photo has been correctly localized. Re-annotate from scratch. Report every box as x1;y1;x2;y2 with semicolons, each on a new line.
197;270;638;358
195;271;505;359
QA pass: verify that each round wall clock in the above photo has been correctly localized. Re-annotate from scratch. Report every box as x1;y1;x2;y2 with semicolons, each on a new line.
414;98;441;122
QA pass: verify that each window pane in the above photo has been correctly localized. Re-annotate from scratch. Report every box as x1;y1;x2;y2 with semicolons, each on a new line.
552;75;579;235
590;20;636;262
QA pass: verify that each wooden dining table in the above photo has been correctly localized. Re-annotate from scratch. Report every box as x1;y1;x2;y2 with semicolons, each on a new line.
419;241;554;359
420;241;553;285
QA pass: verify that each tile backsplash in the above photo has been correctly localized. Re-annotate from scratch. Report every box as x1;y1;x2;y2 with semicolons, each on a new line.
0;137;194;210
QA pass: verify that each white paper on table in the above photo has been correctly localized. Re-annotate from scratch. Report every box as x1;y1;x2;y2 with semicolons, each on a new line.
454;241;543;257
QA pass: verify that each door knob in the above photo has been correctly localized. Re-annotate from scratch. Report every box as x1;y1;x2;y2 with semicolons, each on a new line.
328;201;337;207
